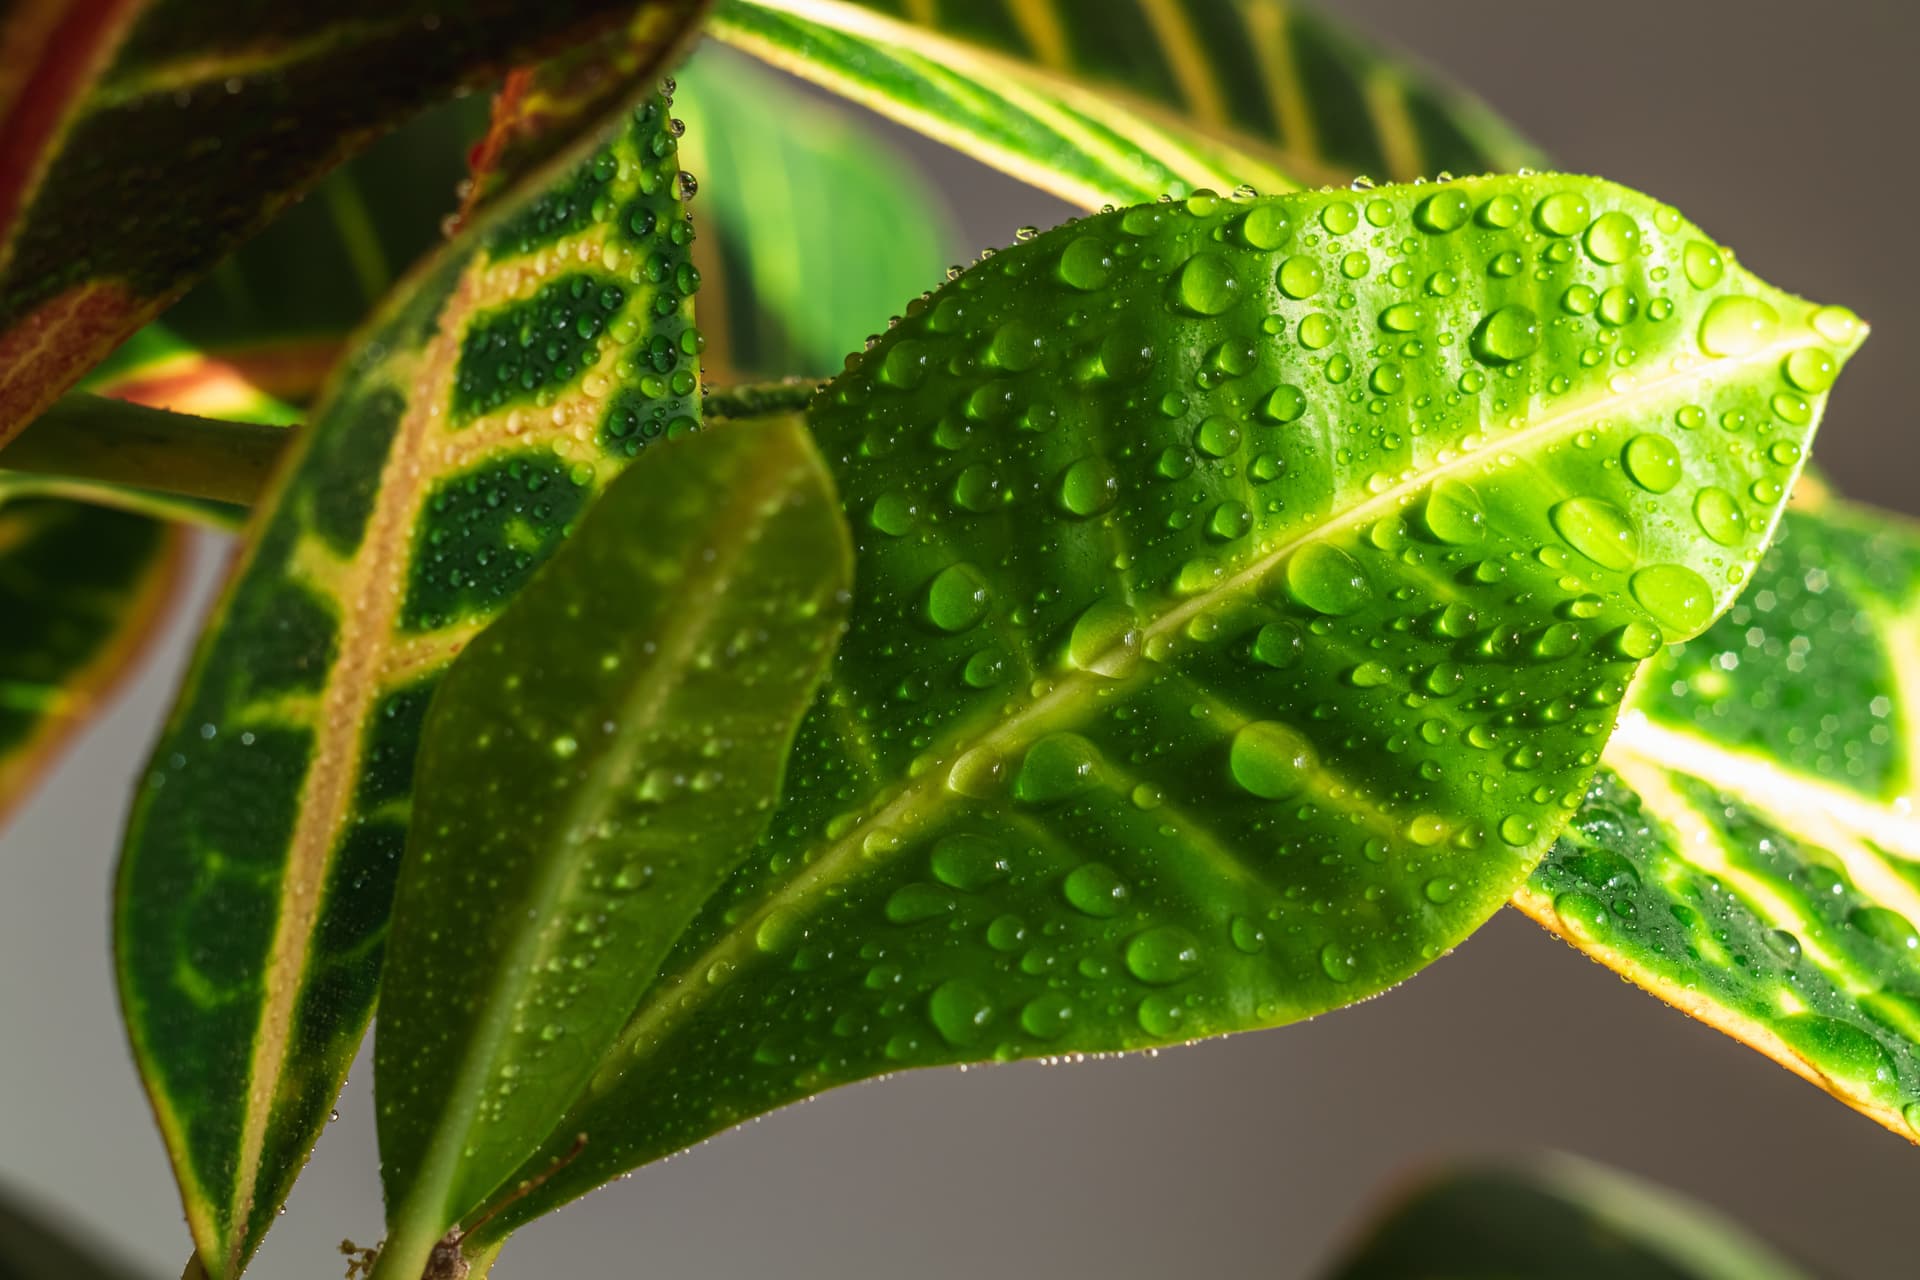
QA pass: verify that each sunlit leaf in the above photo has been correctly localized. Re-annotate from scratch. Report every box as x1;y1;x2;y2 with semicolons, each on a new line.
373;416;851;1277
1325;1154;1810;1280
463;175;1858;1239
711;0;1538;212
1523;487;1920;1141
676;43;951;379
0;0;706;448
114;77;701;1277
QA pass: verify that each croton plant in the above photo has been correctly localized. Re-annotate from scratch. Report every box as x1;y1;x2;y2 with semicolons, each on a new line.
0;2;1906;1278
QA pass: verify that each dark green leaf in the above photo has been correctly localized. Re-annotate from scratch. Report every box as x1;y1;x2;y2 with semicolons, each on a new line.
372;417;851;1275
115;82;701;1278
466;174;1859;1238
1325;1155;1810;1280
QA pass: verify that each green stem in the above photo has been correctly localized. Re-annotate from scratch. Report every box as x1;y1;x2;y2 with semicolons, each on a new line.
2;393;291;507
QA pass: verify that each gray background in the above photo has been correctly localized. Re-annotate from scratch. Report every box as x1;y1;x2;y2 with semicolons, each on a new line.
3;2;1916;1277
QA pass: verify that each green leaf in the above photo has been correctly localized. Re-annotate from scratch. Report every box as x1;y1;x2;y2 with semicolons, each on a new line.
372;415;851;1277
0;494;183;833
463;175;1859;1239
114;82;702;1277
1522;487;1920;1141
711;0;1538;212
0;0;707;448
0;1181;149;1280
675;44;952;379
1324;1154;1810;1280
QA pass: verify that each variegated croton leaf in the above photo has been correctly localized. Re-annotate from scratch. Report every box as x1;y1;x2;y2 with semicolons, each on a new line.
114;72;702;1277
1527;480;1920;1141
0;0;707;449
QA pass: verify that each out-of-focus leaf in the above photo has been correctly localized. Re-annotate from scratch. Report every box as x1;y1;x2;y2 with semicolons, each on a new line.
114;73;701;1276
711;0;1538;212
466;175;1857;1237
1324;1154;1810;1280
1522;490;1920;1142
0;0;707;449
0;1181;149;1280
373;416;850;1278
676;43;950;379
0;495;183;835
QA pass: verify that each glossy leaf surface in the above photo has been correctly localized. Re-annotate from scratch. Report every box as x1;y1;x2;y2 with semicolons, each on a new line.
1525;489;1920;1140
115;86;700;1277
470;174;1857;1234
0;0;706;448
374;417;851;1269
1325;1155;1808;1280
713;0;1537;211
676;44;951;379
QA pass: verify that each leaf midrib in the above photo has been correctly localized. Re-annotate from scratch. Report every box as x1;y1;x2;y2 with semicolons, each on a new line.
580;307;1815;1098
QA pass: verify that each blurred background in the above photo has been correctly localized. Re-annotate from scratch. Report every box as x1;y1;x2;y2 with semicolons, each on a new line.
3;2;1915;1277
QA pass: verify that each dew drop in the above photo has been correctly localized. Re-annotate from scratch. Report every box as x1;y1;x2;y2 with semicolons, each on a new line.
1629;564;1714;635
1419;478;1487;545
1229;721;1317;799
1125;926;1204;985
1550;497;1638;570
1698;295;1779;357
1621;434;1682;493
925;563;990;632
1582;210;1640;263
928;979;994;1047
1062;863;1130;917
1692;487;1744;547
1176;253;1241;315
1470;305;1540;365
1284;543;1372;614
1013;732;1101;804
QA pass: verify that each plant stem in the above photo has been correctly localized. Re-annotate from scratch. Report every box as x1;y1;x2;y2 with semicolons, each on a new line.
2;393;290;507
181;1252;210;1280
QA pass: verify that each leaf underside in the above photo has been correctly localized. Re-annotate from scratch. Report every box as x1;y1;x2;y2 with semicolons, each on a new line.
0;0;707;448
374;416;852;1256
470;174;1856;1236
712;0;1540;211
114;83;701;1276
1527;496;1920;1141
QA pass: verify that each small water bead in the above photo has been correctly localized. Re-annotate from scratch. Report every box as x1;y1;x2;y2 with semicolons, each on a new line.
1239;203;1293;250
1230;916;1267;953
1058;456;1120;515
1370;363;1404;395
928;979;995;1046
953;464;1000;513
1299;313;1336;350
1768;440;1803;466
885;883;958;925
1277;254;1323;299
1783;347;1838;393
1349;661;1393;688
1321;201;1359;234
1014;732;1102;804
926;563;990;632
1811;305;1862;344
1126;926;1204;985
1682;240;1725;289
1551;497;1639;570
1611;620;1664;659
1596;285;1637;327
1251;621;1305;668
930;834;1011;892
1020;993;1076;1040
1261;383;1308;423
1471;304;1540;365
1416;188;1471;233
1488;250;1522;278
1582;211;1641;264
1319;943;1359;983
1773;1014;1897;1088
1285;543;1372;615
1365;198;1395;226
1137;993;1186;1036
1630;564;1714;634
962;649;1007;688
1209;500;1253;541
1421;478;1487;545
1553;890;1610;941
1535;191;1591;236
1561;284;1598;316
1698;295;1779;357
1622;434;1682;493
1379;302;1423;333
1426;269;1459;297
879;339;929;390
1229;721;1317;799
1069;599;1142;677
1195;415;1243;457
1057;235;1113;290
1176;253;1241;315
1339;251;1370;280
1063;863;1130;917
1675;404;1707;431
1692;487;1745;546
1478;193;1522;228
869;492;918;535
